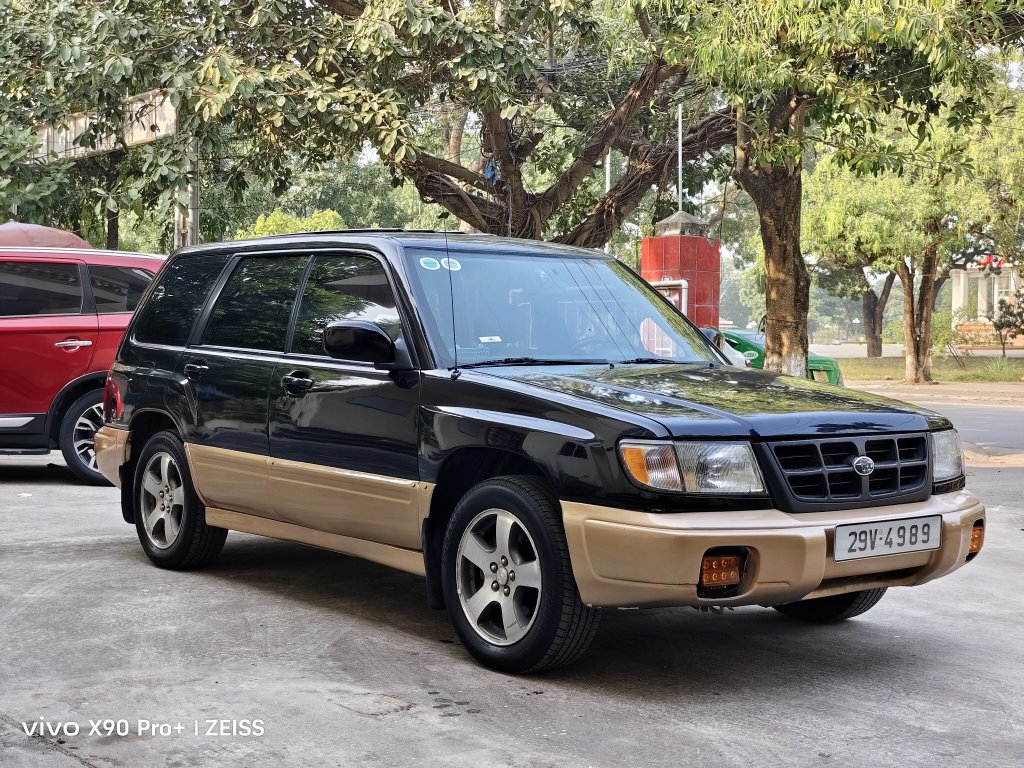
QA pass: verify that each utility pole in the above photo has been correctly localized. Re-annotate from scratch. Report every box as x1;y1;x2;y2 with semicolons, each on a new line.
604;149;612;254
677;104;683;213
173;139;200;250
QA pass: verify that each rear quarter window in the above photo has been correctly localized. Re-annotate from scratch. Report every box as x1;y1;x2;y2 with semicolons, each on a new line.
89;265;156;313
133;254;230;345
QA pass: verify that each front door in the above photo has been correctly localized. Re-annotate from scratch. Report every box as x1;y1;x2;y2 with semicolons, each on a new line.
180;253;308;517
0;258;96;434
267;252;422;548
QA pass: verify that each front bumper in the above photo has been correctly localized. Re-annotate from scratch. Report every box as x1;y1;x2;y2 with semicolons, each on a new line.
94;425;130;487
562;490;984;608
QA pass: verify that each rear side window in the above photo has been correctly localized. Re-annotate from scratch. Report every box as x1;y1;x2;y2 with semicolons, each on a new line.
134;254;230;345
202;256;307;351
291;253;402;356
89;266;155;313
0;261;82;316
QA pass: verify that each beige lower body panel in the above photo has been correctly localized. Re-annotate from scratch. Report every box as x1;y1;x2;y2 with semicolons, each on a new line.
94;425;130;487
204;507;425;576
186;443;270;517
563;491;985;608
267;455;431;550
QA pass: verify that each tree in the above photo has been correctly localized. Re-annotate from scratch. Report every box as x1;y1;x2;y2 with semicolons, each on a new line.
236;209;345;238
989;288;1024;356
4;0;1021;376
651;1;1023;375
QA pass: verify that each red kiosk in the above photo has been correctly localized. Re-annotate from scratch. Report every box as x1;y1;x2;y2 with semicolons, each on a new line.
640;211;721;328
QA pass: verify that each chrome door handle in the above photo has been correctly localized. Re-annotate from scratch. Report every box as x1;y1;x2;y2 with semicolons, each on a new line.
183;362;209;379
54;339;93;349
281;373;314;394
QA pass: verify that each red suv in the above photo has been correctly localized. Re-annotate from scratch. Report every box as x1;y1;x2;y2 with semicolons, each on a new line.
0;247;164;483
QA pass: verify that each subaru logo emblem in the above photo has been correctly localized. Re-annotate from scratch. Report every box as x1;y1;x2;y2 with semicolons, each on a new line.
852;456;875;476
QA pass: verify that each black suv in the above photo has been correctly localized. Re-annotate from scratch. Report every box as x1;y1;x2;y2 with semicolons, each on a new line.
95;232;984;672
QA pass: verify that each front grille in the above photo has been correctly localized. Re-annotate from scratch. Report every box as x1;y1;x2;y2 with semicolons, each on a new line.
766;434;930;512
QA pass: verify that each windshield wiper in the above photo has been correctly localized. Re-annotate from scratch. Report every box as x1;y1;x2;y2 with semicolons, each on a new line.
617;357;686;364
458;357;609;369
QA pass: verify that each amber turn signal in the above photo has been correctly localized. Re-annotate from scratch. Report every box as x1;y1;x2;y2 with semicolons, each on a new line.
969;523;984;555
701;554;743;587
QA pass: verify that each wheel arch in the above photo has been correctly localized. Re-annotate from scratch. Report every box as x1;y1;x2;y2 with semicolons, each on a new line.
45;372;107;445
422;446;552;610
119;409;183;524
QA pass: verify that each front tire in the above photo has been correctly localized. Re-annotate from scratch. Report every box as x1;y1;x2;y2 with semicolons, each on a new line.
441;475;599;673
132;431;226;569
59;390;108;485
773;588;887;623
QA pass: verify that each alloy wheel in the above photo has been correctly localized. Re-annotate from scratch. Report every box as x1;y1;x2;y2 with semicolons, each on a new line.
139;452;185;550
455;507;542;646
72;403;105;471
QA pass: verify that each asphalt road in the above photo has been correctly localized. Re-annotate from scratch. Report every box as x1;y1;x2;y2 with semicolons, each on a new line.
907;403;1024;457
1;451;1022;768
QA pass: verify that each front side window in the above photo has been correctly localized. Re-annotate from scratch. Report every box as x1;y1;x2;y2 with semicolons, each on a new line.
0;261;82;317
89;265;155;313
291;253;402;356
404;248;716;368
202;256;307;351
134;254;230;345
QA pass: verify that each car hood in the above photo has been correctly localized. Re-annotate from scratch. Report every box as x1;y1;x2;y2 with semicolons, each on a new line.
480;364;949;439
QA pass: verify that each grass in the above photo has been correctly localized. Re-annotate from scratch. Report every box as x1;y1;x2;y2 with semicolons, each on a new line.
839;355;1024;383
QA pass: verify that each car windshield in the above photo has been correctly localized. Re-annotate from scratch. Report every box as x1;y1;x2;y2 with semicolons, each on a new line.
404;247;718;368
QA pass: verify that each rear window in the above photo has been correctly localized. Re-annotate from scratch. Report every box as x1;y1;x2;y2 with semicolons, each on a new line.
89;265;155;313
0;261;82;317
133;254;230;345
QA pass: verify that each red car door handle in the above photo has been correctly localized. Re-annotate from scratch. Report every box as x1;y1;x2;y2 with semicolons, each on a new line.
54;338;93;349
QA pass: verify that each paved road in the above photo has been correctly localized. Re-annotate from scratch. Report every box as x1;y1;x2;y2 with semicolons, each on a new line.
908;403;1024;456
1;453;1022;768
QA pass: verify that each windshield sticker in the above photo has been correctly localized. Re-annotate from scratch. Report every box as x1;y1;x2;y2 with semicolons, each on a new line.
419;257;441;270
441;258;462;271
479;336;502;343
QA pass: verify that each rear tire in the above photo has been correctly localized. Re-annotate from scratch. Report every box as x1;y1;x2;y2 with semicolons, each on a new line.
59;390;109;486
441;475;599;673
132;430;227;570
773;588;887;623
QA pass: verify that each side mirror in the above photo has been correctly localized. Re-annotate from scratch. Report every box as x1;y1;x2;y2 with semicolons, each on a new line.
323;320;410;369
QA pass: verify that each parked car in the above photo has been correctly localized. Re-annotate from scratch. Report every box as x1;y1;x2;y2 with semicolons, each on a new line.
95;232;983;673
0;247;164;483
721;328;844;385
699;326;752;367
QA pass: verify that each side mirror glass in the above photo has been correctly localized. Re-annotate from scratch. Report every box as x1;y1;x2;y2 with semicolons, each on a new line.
323;320;396;366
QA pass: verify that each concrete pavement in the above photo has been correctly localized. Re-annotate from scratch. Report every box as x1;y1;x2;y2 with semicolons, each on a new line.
1;452;1022;768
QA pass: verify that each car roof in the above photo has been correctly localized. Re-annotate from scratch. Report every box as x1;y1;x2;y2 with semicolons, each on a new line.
175;230;611;261
0;247;165;265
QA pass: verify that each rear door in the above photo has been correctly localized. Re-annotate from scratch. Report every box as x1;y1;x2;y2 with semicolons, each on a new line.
179;253;309;518
0;257;97;429
87;263;159;372
267;251;423;548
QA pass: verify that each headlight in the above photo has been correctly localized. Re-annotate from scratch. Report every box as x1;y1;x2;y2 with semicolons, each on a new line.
932;429;964;482
619;440;766;494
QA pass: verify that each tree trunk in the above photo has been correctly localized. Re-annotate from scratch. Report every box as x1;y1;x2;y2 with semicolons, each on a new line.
737;162;809;376
862;289;882;357
897;249;939;384
861;271;895;358
733;94;811;377
105;208;119;250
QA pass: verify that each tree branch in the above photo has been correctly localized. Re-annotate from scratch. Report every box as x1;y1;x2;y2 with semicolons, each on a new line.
407;152;492;194
537;58;684;221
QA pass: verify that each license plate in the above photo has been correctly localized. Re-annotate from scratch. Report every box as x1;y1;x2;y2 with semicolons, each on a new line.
835;515;942;561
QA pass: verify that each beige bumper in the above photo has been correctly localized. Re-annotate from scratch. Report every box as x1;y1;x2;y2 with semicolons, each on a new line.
563;491;985;608
94;425;130;487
